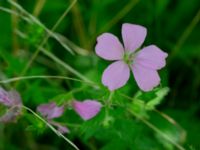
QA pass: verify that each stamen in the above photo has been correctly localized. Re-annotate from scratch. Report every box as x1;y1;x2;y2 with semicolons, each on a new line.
123;51;135;65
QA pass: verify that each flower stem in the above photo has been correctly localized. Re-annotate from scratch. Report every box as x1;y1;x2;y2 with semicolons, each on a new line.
21;105;80;150
130;110;185;150
0;75;98;88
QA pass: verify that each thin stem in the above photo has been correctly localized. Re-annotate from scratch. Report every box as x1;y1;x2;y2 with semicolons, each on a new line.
107;91;114;107
0;7;17;15
18;0;77;77
11;0;19;54
153;109;184;131
33;0;46;17
130;111;185;150
1;6;89;84
22;105;80;150
0;5;84;55
71;1;87;49
0;75;98;88
100;0;139;33
103;91;114;126
7;0;74;54
0;7;32;23
54;33;89;56
119;94;185;150
119;92;184;128
169;9;200;63
52;0;77;33
40;48;97;86
90;0;139;46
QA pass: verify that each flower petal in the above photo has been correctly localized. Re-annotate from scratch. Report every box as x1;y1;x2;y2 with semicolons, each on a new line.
57;125;70;134
122;23;147;52
102;61;130;91
8;90;22;106
50;121;70;134
95;33;124;60
132;64;160;92
72;100;102;121
0;87;22;107
135;45;168;70
37;102;64;119
0;87;12;106
0;106;22;123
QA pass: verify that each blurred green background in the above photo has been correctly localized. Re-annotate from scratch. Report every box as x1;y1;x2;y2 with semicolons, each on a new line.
0;0;200;149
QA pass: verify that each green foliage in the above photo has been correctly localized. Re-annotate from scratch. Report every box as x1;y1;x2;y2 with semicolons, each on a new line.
146;87;170;110
0;0;200;150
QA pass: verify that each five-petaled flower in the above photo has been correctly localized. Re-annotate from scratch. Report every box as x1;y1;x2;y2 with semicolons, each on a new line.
37;102;69;134
72;100;102;121
95;23;168;92
0;87;22;123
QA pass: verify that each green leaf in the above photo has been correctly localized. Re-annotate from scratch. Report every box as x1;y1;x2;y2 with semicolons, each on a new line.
146;87;170;110
129;99;148;118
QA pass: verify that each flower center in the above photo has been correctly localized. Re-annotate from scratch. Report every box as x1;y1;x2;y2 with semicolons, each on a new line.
123;52;135;65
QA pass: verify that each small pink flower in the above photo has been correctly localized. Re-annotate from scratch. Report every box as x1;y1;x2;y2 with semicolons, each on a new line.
0;87;22;107
37;102;64;119
50;121;70;134
37;102;69;133
72;100;102;121
0;87;22;123
95;23;168;92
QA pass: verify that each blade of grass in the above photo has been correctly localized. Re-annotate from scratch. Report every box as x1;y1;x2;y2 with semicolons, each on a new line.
90;0;139;47
119;92;186;149
169;9;200;63
0;7;32;23
153;109;186;143
12;0;77;77
11;0;19;55
14;28;96;88
40;48;98;87
7;0;74;54
32;0;46;17
100;0;139;33
0;75;98;87
129;110;186;150
0;6;82;57
119;92;184;128
54;33;90;56
71;1;88;49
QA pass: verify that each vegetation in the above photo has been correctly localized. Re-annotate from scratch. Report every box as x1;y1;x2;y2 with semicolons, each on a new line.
0;0;200;149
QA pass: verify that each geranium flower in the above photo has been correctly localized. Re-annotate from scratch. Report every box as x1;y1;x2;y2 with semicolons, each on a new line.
0;87;22;123
95;23;168;91
72;100;102;121
37;102;69;134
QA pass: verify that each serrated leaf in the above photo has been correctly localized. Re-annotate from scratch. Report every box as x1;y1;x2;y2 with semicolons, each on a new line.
146;87;169;110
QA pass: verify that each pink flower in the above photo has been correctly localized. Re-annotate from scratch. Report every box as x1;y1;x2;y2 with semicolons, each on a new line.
0;87;22;123
95;23;168;92
50;121;70;134
37;102;64;119
72;100;102;121
37;102;69;134
0;87;22;107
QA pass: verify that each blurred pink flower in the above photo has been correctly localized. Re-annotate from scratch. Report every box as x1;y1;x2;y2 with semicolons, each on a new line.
0;87;22;123
72;100;102;121
95;23;168;92
50;121;70;134
0;87;22;107
37;102;69;134
37;102;64;119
